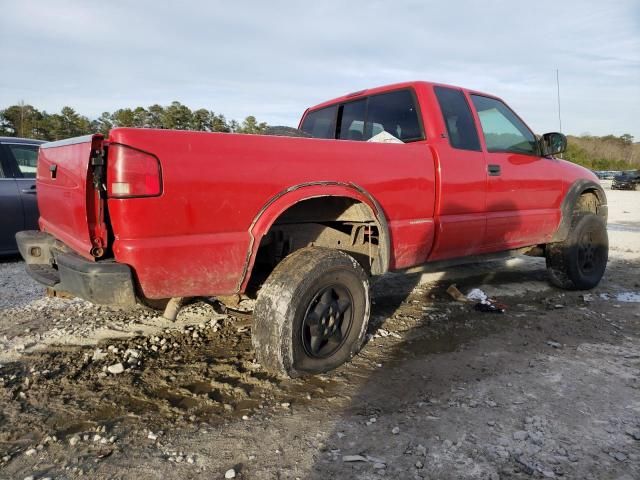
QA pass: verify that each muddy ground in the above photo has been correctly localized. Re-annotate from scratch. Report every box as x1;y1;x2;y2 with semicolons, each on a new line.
1;189;639;480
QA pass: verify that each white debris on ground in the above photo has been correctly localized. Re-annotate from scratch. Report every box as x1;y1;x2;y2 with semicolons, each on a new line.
466;288;488;303
600;292;640;303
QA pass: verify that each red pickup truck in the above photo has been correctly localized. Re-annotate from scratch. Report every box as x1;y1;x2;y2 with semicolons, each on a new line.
17;81;608;377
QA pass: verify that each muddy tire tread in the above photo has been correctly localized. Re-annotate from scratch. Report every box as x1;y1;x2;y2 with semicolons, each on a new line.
252;247;369;377
546;211;608;290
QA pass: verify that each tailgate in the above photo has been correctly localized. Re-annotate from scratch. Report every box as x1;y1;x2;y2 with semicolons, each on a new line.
37;134;109;260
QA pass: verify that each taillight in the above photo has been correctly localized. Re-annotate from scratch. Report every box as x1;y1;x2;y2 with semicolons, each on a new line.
107;144;161;198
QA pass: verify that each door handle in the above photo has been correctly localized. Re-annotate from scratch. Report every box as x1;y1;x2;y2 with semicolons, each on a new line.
488;164;501;176
21;186;37;194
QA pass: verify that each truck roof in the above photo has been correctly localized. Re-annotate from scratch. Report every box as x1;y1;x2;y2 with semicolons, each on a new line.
307;80;497;112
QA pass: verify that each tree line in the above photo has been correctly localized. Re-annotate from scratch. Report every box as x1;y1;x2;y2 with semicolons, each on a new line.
0;101;268;141
564;134;639;170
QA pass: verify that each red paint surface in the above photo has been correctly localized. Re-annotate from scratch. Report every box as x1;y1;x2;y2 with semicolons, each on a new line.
35;81;598;299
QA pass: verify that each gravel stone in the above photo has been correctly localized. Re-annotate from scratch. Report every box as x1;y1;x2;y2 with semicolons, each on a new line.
107;363;124;374
343;455;368;462
613;452;627;461
513;430;528;441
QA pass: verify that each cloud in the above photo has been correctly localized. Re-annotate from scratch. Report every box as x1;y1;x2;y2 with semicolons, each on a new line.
1;0;638;138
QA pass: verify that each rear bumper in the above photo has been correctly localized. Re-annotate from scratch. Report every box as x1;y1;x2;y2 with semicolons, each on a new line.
16;231;137;306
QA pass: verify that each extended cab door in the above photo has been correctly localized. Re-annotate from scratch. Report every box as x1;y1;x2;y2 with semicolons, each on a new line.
427;86;487;261
469;94;562;251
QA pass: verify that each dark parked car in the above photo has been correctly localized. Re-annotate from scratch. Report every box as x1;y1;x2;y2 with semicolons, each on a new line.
594;170;617;180
0;137;44;254
611;170;640;190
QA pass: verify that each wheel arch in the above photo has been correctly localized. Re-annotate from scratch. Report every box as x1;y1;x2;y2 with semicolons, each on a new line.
551;179;608;243
236;182;390;292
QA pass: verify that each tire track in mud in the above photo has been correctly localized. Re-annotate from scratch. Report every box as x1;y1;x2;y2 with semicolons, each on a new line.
0;312;335;461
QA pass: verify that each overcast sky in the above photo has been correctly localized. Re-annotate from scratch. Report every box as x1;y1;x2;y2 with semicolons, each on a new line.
1;0;639;138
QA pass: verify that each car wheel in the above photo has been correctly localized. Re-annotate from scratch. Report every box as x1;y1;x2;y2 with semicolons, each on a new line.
546;213;608;290
252;247;370;377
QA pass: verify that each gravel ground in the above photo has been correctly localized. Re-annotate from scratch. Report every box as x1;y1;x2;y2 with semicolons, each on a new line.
0;189;639;480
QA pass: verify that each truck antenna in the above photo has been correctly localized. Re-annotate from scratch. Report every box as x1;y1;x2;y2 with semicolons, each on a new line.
556;69;562;133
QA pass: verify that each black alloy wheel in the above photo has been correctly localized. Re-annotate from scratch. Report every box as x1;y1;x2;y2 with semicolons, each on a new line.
577;230;598;275
301;285;354;359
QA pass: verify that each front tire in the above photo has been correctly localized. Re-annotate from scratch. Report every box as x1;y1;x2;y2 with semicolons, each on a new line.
546;213;608;290
252;247;370;377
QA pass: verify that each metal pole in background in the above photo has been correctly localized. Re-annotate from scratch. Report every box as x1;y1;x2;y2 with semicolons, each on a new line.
556;69;562;133
556;69;563;159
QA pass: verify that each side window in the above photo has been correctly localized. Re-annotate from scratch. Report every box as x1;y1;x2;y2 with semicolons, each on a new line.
470;95;537;155
338;99;366;140
7;144;39;178
434;86;481;151
300;106;337;139
365;90;422;142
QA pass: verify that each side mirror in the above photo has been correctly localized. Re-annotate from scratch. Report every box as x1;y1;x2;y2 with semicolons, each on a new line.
541;132;567;156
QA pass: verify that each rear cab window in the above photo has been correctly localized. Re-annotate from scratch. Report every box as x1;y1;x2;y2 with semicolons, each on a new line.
338;99;366;140
364;89;423;142
301;88;424;143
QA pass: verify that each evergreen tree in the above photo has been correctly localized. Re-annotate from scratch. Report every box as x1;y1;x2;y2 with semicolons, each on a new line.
239;115;267;134
163;101;192;130
132;107;148;127
46;107;92;140
0;103;46;138
147;104;165;129
191;108;212;131
211;113;230;133
111;108;136;127
94;112;113;136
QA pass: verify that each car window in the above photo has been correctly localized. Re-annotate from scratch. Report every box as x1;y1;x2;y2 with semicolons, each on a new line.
7;144;39;178
365;89;422;142
338;99;367;140
434;86;481;151
470;95;537;155
300;105;337;139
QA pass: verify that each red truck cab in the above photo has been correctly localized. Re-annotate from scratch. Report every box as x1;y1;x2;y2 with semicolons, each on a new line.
17;81;608;377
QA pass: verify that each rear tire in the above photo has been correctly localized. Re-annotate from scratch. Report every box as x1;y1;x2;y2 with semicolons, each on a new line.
252;247;370;377
546;213;608;290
